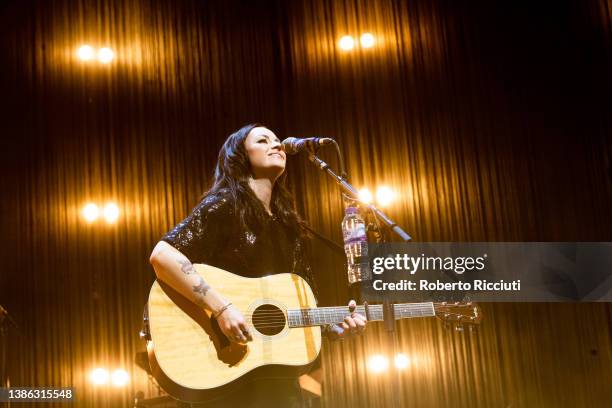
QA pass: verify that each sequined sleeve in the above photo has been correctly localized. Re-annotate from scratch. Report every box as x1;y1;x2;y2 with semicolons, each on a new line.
161;194;234;264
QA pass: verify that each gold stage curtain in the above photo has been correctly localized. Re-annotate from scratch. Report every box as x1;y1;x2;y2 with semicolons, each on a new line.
0;0;610;406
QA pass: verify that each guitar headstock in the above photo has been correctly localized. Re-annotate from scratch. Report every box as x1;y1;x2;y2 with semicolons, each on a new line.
434;302;482;331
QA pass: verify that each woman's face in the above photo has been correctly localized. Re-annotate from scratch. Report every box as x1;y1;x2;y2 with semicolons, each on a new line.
244;127;286;179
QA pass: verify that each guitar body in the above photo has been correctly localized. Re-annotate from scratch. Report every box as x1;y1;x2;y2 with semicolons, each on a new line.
146;264;322;403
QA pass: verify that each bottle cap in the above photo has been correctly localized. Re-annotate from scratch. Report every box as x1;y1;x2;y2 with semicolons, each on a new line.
345;207;358;215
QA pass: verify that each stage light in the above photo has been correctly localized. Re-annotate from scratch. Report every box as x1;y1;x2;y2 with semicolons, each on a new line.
394;353;410;369
103;202;119;224
98;47;114;64
111;369;130;387
360;33;375;48
82;203;100;222
77;45;95;61
376;186;395;206
367;355;389;373
90;368;109;385
358;188;373;204
339;36;355;51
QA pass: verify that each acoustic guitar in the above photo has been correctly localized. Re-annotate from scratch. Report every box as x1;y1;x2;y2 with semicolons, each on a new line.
145;264;481;402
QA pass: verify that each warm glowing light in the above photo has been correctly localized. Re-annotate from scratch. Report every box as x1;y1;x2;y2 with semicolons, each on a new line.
358;188;373;204
82;203;100;222
111;369;130;386
376;186;395;206
103;202;120;224
367;355;389;373
90;368;109;385
360;33;376;48
339;36;355;51
98;47;114;64
395;353;410;369
77;45;95;61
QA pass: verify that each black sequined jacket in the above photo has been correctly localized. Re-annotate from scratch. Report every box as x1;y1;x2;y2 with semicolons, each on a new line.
162;192;318;297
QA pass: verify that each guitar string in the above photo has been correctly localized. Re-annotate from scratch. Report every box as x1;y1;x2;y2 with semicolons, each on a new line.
245;307;466;314
238;308;459;320
227;306;470;324
243;317;434;325
239;307;444;317
241;311;470;322
236;303;473;309
241;309;431;321
205;302;470;316
242;311;471;328
245;312;456;324
238;306;437;315
241;314;477;330
229;304;468;315
243;309;436;319
247;309;474;321
243;318;475;330
247;316;475;328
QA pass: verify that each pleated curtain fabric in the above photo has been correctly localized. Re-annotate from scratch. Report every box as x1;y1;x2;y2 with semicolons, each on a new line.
0;0;611;406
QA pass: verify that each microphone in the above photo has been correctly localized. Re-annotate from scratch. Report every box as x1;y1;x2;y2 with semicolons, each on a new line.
281;137;334;155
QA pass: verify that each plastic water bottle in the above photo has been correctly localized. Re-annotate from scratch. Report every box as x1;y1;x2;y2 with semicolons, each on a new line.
342;206;369;284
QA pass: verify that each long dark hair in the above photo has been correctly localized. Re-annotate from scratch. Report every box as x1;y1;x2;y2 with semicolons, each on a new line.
204;123;306;238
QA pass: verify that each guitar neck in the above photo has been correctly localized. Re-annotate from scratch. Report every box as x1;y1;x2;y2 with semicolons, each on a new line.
287;302;435;328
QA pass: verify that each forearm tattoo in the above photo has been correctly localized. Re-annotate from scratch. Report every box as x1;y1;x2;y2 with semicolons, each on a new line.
177;258;211;299
178;259;196;275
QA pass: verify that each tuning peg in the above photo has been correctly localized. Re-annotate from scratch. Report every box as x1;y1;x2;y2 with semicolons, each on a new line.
455;324;464;332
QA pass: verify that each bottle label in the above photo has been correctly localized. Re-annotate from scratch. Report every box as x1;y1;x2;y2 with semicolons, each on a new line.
344;224;366;243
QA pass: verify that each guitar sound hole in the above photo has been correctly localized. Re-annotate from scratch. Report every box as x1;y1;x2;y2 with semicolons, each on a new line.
252;304;286;336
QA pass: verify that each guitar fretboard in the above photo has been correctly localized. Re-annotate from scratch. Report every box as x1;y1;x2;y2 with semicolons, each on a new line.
287;302;435;328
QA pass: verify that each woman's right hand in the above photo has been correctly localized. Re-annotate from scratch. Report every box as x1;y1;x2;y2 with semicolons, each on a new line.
215;304;253;344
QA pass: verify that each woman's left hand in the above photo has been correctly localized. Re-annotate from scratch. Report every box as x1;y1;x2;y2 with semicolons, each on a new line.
336;299;367;339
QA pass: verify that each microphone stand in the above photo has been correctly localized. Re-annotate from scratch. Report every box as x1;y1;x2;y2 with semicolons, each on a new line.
301;224;345;257
305;146;410;408
306;151;411;242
